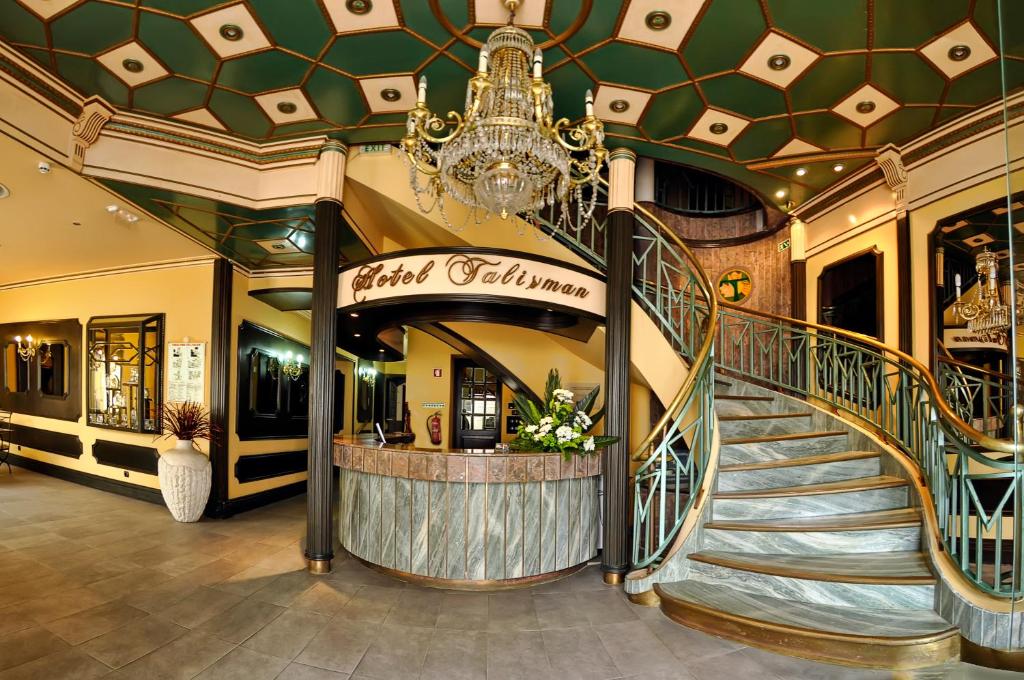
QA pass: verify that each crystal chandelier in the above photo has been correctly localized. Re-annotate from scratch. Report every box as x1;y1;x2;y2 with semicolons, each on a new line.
401;0;606;230
952;248;1014;344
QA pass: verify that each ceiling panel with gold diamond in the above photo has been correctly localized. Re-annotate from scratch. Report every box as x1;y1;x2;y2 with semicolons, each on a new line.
1;0;1021;207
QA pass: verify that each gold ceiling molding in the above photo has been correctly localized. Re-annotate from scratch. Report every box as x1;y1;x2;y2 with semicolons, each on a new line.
745;149;878;171
793;92;1024;223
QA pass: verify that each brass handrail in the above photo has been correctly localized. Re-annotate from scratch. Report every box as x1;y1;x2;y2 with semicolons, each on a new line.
717;299;1021;456
630;201;718;461
938;355;1016;384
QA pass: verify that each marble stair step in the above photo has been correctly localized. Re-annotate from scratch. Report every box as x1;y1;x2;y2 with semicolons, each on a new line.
718;411;813;438
686;550;936;610
653;580;959;669
717;451;881;491
715;474;907;499
712;476;909;520
720;431;851;465
702;508;923;554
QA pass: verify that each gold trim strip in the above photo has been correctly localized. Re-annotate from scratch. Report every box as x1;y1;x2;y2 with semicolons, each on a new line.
352;555;587;591
961;636;1024;672
655;584;960;670
686;552;935;585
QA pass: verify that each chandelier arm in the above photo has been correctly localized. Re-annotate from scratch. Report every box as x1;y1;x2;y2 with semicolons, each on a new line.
419;111;466;144
401;147;442;177
551;118;604;153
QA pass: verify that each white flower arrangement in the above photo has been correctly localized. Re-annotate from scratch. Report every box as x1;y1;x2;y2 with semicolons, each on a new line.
510;369;618;460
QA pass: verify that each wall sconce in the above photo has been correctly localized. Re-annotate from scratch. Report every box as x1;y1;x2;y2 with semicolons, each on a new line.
13;335;49;363
358;365;377;387
273;351;305;381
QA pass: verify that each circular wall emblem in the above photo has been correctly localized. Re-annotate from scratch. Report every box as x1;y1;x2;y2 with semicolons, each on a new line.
717;268;753;304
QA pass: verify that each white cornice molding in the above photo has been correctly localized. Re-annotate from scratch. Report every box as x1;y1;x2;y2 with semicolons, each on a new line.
0;256;219;291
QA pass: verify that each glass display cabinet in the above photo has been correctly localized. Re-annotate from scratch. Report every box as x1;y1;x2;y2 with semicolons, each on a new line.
86;314;163;433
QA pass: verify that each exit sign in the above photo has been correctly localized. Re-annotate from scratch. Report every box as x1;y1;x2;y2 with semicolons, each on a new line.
360;143;391;154
777;239;791;252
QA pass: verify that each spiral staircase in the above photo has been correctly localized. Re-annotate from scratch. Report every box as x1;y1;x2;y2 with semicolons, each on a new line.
534;186;1023;671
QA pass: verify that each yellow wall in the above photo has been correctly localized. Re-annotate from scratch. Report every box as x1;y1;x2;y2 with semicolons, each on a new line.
0;261;214;489
228;269;313;499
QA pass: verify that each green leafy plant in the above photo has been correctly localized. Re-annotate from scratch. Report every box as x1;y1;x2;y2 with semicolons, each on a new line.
510;369;618;460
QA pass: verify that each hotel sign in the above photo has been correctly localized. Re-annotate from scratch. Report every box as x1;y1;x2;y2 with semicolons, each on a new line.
338;249;605;318
943;328;1005;350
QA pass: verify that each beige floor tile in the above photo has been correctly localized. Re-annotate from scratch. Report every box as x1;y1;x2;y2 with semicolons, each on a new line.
242;609;331;660
351;623;432;678
79;614;187;669
421;629;487;680
0;627;71;672
44;600;148;645
194;647;289;680
196;597;286;644
542;627;620;680
111;630;233;679
0;647;110;680
157;585;244;628
276;662;351;679
294;618;380;674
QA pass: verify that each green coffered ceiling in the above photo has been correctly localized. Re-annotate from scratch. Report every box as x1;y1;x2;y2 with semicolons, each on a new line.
1;0;1022;209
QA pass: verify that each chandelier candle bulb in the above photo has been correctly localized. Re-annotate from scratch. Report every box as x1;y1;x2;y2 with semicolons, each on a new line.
417;76;427;105
955;273;962;299
533;49;543;78
585;89;594;117
478;48;489;74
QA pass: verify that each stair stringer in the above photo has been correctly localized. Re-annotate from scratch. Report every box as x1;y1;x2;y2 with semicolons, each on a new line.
699;376;1024;654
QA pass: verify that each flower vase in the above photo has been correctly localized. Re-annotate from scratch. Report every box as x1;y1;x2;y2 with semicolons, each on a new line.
158;439;211;522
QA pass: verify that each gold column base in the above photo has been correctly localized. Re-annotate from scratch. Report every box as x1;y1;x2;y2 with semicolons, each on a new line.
627;589;661;607
307;558;332;574
961;636;1024;672
603;571;624;585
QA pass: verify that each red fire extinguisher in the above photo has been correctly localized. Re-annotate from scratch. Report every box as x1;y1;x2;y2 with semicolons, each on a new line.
427;411;442;445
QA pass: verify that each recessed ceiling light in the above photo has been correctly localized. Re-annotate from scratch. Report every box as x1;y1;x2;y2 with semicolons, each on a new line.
106;204;119;213
380;88;402;102
709;122;729;135
645;10;671;31
219;24;244;41
346;0;372;14
795;167;806;177
775;189;786;199
848;215;857;224
378;348;385;352
0;183;9;200
277;101;298;114
948;44;971;62
350;312;359;318
609;99;630;113
833;163;845;172
122;58;144;73
767;54;791;71
855;100;876;114
354;333;361;338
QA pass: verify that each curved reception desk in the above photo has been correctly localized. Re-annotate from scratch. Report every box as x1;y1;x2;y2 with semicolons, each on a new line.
334;437;601;588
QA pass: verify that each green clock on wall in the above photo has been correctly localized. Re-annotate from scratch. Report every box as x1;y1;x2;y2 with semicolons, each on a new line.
717;268;753;304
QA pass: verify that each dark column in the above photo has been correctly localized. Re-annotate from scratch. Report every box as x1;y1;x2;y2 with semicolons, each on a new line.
896;212;913;355
790;261;807;320
306;196;341;574
206;258;232;518
603;206;633;584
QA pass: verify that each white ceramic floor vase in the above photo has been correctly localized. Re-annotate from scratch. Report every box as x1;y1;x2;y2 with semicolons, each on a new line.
158;439;211;522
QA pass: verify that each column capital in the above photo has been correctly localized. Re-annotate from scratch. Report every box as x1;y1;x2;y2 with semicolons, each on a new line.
608;147;637;213
315;140;348;203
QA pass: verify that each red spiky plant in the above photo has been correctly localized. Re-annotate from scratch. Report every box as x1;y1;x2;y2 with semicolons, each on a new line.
160;402;220;443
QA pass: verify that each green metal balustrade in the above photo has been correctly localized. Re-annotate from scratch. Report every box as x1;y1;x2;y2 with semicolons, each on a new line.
938;354;1016;440
539;184;1022;599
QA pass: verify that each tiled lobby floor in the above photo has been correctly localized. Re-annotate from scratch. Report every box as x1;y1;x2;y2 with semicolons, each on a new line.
0;467;1016;680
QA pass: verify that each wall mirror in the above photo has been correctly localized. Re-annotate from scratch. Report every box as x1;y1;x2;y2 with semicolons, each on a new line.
3;343;29;393
38;341;69;398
